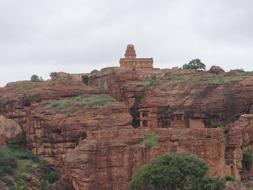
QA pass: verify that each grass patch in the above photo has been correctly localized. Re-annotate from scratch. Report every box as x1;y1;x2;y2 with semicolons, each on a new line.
167;73;253;84
216;125;225;129
46;94;116;113
0;145;59;189
141;133;160;148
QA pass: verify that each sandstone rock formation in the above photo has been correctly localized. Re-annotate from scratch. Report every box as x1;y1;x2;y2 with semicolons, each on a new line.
23;96;132;166
1;67;253;189
209;65;225;74
63;128;226;190
0;115;22;145
89;68;253;128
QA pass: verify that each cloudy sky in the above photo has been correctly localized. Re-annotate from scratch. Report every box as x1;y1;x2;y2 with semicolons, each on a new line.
0;0;253;86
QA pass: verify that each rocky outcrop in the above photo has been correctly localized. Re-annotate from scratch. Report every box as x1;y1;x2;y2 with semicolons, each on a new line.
2;68;253;189
0;115;22;145
0;80;103;120
209;65;225;74
23;95;132;166
89;68;253;127
63;128;226;190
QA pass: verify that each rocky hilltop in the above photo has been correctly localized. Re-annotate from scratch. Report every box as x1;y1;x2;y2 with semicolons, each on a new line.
1;67;253;189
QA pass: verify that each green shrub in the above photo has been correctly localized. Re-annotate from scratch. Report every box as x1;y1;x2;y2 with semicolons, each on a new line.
49;72;57;78
39;180;52;190
81;75;89;85
224;176;236;182
217;125;225;129
183;59;206;70
0;145;59;188
129;152;225;190
141;133;160;148
91;69;98;74
41;166;60;183
30;74;43;82
242;150;253;171
16;178;28;190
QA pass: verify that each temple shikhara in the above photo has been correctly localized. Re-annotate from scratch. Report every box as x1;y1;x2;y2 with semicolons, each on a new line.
119;44;153;69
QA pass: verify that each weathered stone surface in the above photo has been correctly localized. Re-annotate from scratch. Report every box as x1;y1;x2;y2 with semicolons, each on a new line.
0;115;22;145
90;68;253;127
23;95;132;166
63;128;226;190
0;80;103;120
52;175;75;190
2;68;253;189
209;65;225;74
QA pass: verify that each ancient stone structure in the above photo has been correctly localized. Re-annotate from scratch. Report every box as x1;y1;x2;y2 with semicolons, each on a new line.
139;108;158;128
119;44;153;69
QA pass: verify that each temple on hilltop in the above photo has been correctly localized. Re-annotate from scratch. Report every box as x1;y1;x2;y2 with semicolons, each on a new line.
119;44;153;69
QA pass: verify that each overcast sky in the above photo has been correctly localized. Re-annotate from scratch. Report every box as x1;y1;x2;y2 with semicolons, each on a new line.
0;0;253;86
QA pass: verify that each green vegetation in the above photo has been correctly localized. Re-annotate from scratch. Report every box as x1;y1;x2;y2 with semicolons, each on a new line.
242;150;253;171
81;75;89;85
16;178;28;190
143;76;160;86
224;176;236;182
39;180;52;190
30;74;43;82
216;125;225;129
129;152;225;190
183;59;206;70
141;133;160;148
46;94;116;113
91;69;98;74
49;72;57;78
167;73;253;85
0;145;59;189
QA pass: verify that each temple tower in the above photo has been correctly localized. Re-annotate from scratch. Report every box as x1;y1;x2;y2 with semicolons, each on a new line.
119;44;153;69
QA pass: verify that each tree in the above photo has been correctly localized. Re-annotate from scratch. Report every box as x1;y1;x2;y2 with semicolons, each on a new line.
30;74;42;82
129;152;224;190
49;72;57;79
183;59;206;70
81;75;89;85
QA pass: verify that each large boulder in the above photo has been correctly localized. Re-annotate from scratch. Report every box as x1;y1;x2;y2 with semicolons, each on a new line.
0;115;22;145
209;65;225;74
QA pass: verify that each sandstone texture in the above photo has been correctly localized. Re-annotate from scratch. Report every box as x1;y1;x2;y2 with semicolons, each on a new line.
1;68;253;189
64;128;226;190
209;65;225;74
0;115;22;145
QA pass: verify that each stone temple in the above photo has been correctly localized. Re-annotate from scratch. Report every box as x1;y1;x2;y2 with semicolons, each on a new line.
119;44;153;69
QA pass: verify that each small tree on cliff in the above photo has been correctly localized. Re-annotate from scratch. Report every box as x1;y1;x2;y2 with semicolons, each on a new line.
30;74;43;82
129;152;224;190
183;59;206;70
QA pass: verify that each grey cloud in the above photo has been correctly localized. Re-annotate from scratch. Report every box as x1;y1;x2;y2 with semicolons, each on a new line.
0;0;253;86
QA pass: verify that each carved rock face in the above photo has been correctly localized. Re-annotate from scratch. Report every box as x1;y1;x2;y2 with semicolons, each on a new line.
0;115;22;145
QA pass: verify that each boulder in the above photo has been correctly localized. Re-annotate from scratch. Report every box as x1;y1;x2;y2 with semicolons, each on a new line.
209;65;225;74
0;115;22;145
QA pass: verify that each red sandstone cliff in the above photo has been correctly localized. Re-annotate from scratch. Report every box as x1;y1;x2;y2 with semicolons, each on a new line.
1;68;253;189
